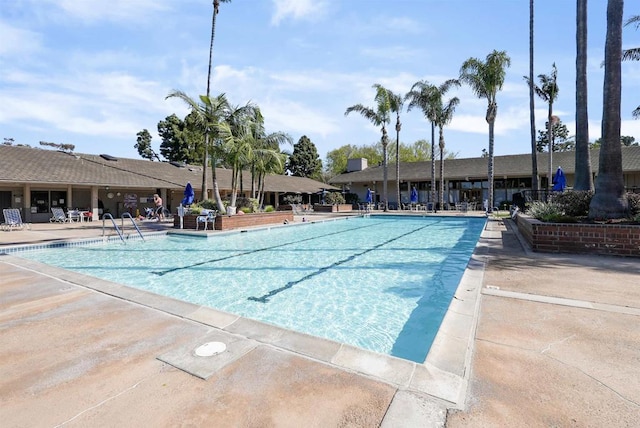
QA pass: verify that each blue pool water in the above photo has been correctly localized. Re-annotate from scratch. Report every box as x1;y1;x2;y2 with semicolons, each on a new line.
19;215;485;362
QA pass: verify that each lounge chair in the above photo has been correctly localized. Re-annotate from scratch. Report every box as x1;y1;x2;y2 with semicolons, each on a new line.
50;207;68;223
2;208;30;231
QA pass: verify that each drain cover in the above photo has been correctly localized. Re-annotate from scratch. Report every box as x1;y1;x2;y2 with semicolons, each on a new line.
194;341;227;357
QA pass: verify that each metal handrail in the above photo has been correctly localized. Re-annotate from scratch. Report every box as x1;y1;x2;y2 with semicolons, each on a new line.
102;213;125;243
121;212;144;241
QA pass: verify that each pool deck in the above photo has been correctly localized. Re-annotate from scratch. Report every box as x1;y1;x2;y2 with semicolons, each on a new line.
1;213;638;427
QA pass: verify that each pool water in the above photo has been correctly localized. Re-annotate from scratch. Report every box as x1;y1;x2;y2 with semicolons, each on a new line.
20;215;485;362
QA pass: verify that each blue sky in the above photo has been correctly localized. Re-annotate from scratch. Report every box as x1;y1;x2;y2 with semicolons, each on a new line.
1;0;639;164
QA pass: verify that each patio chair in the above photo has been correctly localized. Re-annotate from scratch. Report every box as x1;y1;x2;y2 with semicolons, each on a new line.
2;208;29;231
67;209;82;222
50;207;68;223
195;209;217;231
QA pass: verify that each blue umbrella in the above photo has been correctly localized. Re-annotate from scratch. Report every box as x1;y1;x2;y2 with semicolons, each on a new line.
182;182;195;205
552;167;566;191
410;187;418;204
366;188;373;203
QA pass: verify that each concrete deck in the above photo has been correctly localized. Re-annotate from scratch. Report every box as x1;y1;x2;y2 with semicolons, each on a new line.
1;214;638;427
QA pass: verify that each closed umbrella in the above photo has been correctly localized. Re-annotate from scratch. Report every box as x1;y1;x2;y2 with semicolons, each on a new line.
366;188;373;203
410;187;418;204
182;182;195;205
552;167;566;191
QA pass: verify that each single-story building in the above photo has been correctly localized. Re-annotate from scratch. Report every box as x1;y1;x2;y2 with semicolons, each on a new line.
329;147;640;209
0;145;335;223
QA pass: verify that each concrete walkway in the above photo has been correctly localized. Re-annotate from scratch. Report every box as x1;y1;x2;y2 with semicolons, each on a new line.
1;216;638;427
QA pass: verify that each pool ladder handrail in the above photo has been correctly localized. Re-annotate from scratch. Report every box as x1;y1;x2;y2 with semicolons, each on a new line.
121;212;145;241
101;213;144;243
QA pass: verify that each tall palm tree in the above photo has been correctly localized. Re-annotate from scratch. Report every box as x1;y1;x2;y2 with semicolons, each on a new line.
623;15;640;118
589;0;627;219
166;90;229;212
460;50;511;213
388;91;404;209
200;0;232;201
574;0;593;191
528;0;540;192
435;93;460;209
345;84;392;210
526;63;559;192
406;81;438;208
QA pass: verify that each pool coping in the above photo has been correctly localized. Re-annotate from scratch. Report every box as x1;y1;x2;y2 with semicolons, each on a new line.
0;215;487;409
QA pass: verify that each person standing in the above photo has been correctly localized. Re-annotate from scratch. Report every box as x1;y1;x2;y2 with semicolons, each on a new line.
153;193;164;221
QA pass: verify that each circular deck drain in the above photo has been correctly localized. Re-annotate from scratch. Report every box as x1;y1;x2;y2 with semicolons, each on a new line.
195;341;227;357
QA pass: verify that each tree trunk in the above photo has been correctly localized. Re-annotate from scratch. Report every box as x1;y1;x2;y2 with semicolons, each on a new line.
487;119;496;213
589;0;627;219
431;122;437;209
395;115;401;210
529;0;540;192
439;127;445;209
547;104;554;192
574;0;594;191
382;127;389;211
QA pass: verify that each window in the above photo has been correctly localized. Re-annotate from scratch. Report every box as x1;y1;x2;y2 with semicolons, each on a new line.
31;191;50;214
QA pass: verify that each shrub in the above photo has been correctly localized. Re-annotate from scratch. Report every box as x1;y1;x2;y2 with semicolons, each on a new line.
263;205;275;212
627;192;640;216
324;191;345;204
235;197;258;213
549;190;593;217
198;199;218;211
527;201;567;222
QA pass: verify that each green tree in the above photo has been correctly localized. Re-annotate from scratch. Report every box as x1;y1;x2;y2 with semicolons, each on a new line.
387;90;404;209
460;50;511;213
345;84;393;210
287;135;323;179
623;15;640;118
589;0;627;219
574;0;594;190
536;120;571;152
433;84;460;209
525;63;559;191
135;129;160;161
166;90;230;212
591;135;638;148
158;114;188;162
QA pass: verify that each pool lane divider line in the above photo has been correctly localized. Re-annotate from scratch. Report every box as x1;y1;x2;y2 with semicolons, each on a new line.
149;219;390;276
247;219;443;303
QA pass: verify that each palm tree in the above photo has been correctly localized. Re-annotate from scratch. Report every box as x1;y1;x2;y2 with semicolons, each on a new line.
589;0;627;219
388;91;404;209
574;0;593;191
623;15;640;118
200;0;232;201
345;84;392;210
434;92;460;209
528;0;540;192
525;63;559;192
166;90;229;212
406;81;438;208
460;50;511;213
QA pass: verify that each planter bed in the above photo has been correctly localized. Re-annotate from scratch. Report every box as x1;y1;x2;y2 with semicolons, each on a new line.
514;214;640;257
174;212;294;231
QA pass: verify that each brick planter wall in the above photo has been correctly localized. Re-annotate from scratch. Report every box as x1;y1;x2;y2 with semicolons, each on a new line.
515;214;640;257
312;204;353;213
173;213;293;230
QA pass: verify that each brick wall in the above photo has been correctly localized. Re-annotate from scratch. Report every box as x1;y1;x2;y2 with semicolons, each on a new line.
173;212;294;231
515;214;640;257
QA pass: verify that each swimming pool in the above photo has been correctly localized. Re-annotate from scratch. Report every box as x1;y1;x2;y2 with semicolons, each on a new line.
18;215;485;363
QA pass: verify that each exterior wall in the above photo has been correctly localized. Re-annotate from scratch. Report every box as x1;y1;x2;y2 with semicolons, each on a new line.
515;214;640;257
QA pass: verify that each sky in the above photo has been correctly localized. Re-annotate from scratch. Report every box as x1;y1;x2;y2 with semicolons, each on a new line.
1;0;639;165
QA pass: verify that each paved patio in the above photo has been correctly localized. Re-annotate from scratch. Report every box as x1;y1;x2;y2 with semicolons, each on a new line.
0;215;638;427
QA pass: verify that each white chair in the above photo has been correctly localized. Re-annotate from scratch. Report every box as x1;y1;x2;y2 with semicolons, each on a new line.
50;207;68;223
195;209;217;231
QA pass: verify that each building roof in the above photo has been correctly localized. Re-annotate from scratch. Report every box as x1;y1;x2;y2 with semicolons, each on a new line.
329;146;640;184
0;145;335;194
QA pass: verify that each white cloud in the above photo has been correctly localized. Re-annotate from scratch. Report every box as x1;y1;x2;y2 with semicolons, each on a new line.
46;0;169;23
271;0;328;26
0;22;42;56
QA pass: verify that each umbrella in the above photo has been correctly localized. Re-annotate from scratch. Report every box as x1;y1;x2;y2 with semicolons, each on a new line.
410;187;418;204
366;188;373;203
182;182;195;205
552;167;566;191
